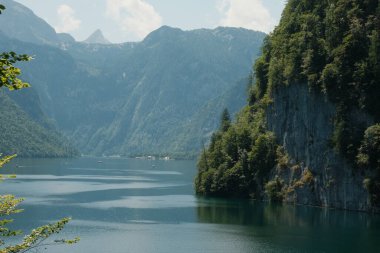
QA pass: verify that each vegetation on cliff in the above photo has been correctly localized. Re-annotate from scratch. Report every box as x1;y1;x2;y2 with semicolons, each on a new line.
358;124;380;205
195;0;380;206
195;103;277;197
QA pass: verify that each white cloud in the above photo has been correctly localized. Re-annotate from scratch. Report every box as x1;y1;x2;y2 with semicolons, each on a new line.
106;0;162;40
55;4;81;33
218;0;274;33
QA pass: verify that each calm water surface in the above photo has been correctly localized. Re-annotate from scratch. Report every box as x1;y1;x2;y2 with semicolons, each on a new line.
1;157;380;253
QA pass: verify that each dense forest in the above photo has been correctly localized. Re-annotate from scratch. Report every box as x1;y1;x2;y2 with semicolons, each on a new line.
195;0;380;209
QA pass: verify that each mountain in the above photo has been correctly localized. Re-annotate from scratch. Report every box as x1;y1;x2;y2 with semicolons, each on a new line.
57;33;76;43
0;1;77;157
0;91;78;158
174;77;250;156
62;27;264;155
0;0;61;46
0;1;266;158
83;29;111;44
60;26;265;157
195;0;380;212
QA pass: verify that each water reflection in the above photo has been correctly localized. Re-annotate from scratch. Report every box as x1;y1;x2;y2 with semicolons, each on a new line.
196;198;380;252
196;197;379;226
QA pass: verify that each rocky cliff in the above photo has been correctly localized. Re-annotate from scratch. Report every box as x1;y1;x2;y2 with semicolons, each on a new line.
266;84;371;211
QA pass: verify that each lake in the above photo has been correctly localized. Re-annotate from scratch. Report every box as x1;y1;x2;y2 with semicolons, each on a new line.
1;157;380;253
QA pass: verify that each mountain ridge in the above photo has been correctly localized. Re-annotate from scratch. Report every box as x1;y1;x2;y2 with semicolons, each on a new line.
0;0;61;46
0;0;266;158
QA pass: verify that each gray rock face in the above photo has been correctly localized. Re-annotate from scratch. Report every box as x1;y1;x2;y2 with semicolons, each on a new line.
266;83;372;211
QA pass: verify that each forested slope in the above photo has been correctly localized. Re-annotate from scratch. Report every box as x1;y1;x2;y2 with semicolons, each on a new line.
0;92;78;157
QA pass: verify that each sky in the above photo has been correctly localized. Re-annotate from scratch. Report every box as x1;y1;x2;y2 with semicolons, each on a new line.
15;0;286;43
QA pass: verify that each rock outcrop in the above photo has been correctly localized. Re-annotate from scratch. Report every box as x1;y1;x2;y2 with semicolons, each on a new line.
267;83;372;211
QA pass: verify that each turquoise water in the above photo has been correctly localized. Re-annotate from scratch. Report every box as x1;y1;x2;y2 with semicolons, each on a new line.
1;157;379;253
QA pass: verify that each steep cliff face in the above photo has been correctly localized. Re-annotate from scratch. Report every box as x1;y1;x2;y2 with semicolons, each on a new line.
266;84;371;211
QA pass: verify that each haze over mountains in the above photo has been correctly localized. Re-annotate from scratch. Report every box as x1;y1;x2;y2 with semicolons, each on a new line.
0;0;266;158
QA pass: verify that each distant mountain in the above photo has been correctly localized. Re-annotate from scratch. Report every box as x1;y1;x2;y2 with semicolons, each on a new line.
0;0;266;158
0;0;61;46
169;77;250;157
57;33;76;44
83;29;111;44
61;26;265;157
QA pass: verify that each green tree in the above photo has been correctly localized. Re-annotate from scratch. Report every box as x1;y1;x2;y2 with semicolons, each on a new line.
195;104;278;198
0;5;79;252
357;124;380;205
0;51;30;91
0;7;30;91
357;124;380;170
219;108;231;132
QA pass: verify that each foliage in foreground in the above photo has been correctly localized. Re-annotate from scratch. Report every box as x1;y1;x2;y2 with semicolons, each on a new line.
0;194;79;253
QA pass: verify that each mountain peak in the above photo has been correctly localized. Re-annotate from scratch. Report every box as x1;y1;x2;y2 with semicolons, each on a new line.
83;29;111;44
143;26;183;42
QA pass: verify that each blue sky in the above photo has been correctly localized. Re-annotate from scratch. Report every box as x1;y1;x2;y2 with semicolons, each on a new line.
16;0;286;43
